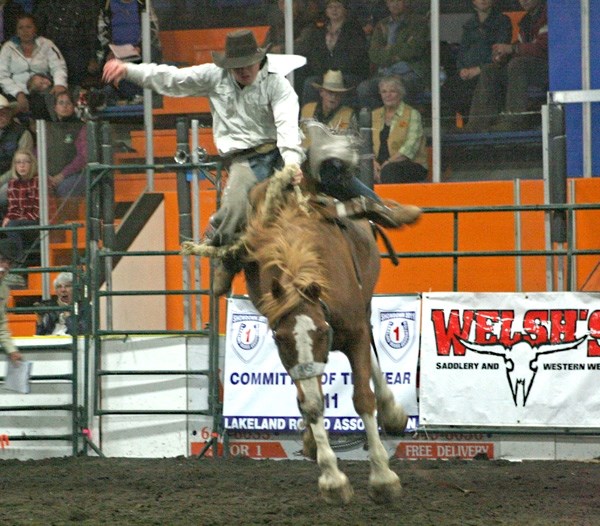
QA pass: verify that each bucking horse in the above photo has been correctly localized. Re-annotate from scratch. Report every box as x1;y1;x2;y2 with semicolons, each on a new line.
184;161;420;504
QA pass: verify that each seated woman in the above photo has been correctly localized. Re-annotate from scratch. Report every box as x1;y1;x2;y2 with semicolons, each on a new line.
295;0;368;106
36;272;84;335
47;91;87;198
372;75;428;184
0;14;68;116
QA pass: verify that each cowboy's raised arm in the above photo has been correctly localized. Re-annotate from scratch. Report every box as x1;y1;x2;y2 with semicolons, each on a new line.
104;58;219;99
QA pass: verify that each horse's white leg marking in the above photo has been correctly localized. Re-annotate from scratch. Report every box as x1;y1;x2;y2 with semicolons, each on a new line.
370;353;408;434
362;411;402;503
299;377;353;504
294;315;353;503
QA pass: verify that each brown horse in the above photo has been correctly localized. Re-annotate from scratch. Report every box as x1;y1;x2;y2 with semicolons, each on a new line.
241;167;408;504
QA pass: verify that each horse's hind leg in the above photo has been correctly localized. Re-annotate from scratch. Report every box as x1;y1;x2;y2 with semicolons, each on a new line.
371;353;408;434
348;340;403;504
297;377;354;504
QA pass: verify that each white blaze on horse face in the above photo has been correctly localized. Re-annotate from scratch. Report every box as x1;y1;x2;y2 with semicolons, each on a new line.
293;314;317;365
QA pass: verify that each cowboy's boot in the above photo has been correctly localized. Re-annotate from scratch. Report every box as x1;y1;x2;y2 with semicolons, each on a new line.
341;196;422;227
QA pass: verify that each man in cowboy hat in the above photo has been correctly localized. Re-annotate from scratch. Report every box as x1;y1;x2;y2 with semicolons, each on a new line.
301;70;377;202
103;30;420;296
102;29;305;295
0;238;23;363
301;70;355;133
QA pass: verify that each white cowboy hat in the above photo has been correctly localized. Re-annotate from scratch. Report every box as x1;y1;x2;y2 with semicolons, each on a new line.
311;70;354;93
212;29;268;69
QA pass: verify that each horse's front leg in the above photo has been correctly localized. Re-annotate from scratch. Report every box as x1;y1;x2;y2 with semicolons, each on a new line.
348;338;402;504
296;376;354;504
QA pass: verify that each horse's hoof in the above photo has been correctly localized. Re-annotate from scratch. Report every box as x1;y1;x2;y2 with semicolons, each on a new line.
368;477;402;504
320;481;354;505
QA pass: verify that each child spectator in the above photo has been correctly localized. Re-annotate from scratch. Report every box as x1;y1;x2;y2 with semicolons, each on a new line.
26;72;54;120
2;148;39;264
0;94;34;219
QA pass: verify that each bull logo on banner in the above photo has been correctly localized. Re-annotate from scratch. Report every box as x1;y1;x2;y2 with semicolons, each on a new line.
231;313;270;363
378;310;417;363
458;336;587;406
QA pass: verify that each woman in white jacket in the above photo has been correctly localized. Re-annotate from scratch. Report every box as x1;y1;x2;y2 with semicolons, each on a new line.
0;14;68;114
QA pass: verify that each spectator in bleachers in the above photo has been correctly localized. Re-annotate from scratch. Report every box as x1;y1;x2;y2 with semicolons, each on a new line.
300;69;357;135
47;91;87;198
346;0;388;38
356;0;429;110
371;75;428;183
295;0;369;105
26;72;54;121
35;272;84;335
93;0;162;105
11;0;33;13
441;0;512;128
300;70;382;202
262;0;315;55
0;0;25;44
2;148;39;263
0;14;68;116
34;0;103;90
0;94;33;219
0;238;23;354
463;0;548;132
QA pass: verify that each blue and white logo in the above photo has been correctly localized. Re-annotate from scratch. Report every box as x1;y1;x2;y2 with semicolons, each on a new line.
231;313;269;363
378;310;417;363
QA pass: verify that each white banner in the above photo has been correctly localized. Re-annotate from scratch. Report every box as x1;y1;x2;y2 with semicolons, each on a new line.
223;296;420;433
420;292;600;427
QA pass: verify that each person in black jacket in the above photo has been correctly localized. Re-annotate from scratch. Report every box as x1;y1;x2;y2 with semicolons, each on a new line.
0;0;24;43
295;0;369;106
34;0;103;88
35;272;85;335
441;0;512;126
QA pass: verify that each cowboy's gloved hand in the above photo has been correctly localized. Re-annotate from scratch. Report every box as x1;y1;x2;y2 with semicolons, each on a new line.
286;164;303;186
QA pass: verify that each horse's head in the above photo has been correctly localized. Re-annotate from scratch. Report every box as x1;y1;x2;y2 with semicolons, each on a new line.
268;277;332;381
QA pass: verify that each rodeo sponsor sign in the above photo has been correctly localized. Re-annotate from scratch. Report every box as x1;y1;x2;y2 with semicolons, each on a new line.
420;292;600;427
223;296;420;433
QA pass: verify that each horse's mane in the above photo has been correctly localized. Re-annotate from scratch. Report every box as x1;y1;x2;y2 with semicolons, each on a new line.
244;184;331;325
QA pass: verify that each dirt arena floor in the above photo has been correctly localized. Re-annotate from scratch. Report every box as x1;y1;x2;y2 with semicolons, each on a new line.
1;456;599;525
